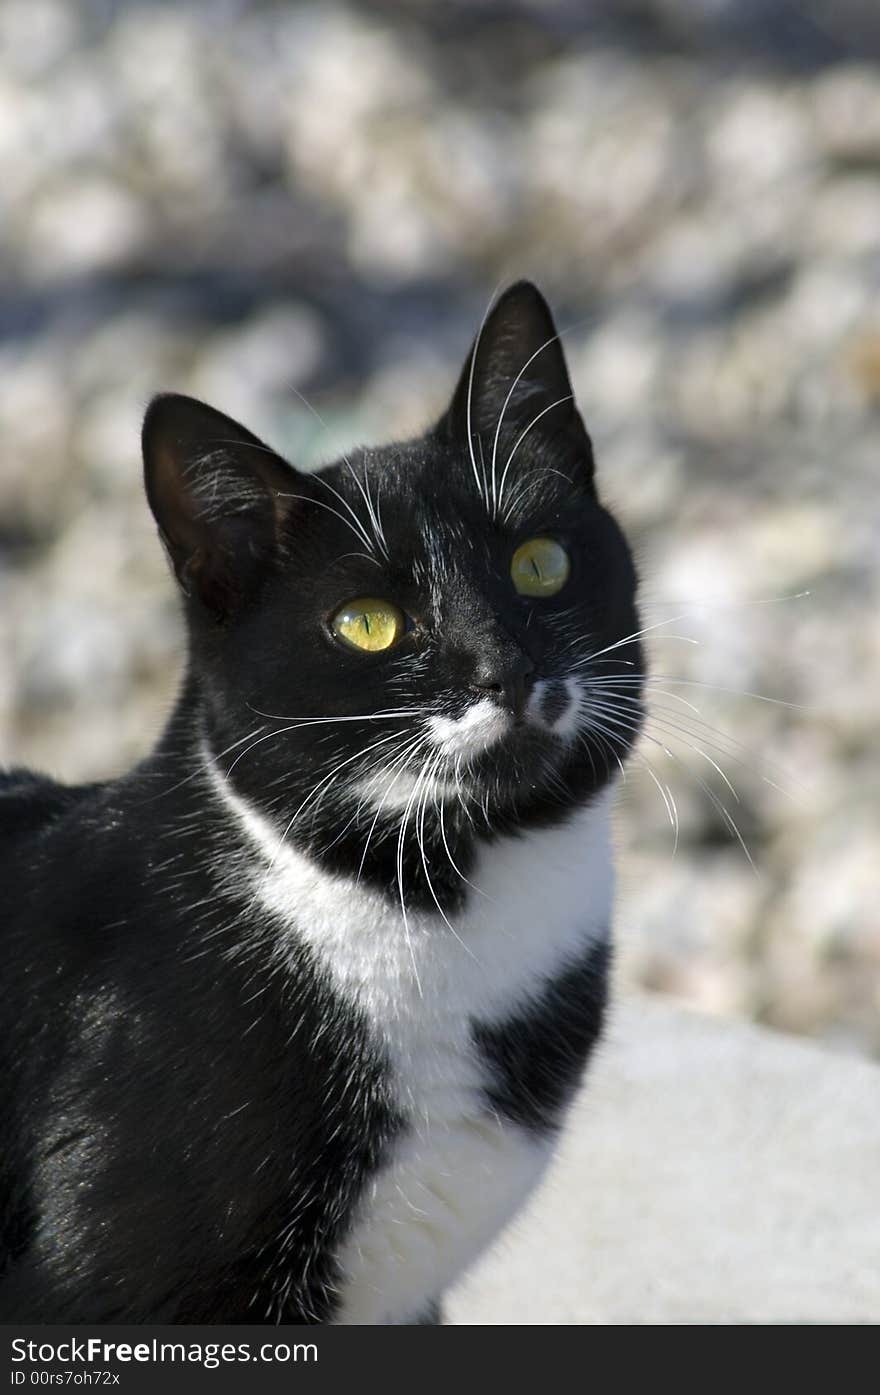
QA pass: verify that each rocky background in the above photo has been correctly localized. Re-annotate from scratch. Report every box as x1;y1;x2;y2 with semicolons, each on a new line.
1;0;877;1054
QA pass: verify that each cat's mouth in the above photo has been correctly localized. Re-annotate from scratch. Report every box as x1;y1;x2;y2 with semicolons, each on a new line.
354;681;583;812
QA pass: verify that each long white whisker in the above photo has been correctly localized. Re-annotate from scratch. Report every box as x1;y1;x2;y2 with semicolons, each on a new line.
639;590;811;611
343;459;389;561
395;755;428;999
438;787;484;896
356;732;431;883
245;704;421;724
583;683;799;796
314;731;417;856
499;465;577;524
252;731;403;903
588;693;742;806
497;393;573;522
477;434;490;512
583;721;679;852
647;677;806;711
416;751;478;961
224;717;406;779
579;674;701;717
282;386;382;556
490;332;567;517
275;490;373;551
311;473;375;554
587;703;759;874
143;724;269;802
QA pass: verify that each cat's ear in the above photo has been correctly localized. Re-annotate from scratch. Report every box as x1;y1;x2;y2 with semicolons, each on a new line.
142;393;298;618
441;281;593;484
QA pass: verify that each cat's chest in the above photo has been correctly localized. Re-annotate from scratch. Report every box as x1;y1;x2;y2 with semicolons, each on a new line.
216;775;614;1323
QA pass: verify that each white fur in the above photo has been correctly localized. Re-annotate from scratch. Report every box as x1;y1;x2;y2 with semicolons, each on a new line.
527;679;550;727
427;698;510;758
359;688;583;811
556;677;585;738
206;756;615;1324
527;677;584;739
354;765;456;812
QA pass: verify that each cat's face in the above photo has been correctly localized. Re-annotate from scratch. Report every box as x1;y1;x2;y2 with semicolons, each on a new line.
143;283;643;852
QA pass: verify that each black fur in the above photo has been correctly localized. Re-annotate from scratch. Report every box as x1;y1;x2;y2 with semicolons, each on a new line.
0;765;401;1322
0;283;643;1322
474;938;611;1136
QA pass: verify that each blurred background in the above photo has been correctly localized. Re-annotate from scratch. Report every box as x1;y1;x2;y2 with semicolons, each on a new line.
0;0;877;1054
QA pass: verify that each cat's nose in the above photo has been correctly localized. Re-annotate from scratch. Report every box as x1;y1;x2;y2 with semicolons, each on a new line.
469;652;535;718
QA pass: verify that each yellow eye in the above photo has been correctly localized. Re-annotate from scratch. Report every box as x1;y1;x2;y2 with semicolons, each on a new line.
331;597;406;652
511;537;570;597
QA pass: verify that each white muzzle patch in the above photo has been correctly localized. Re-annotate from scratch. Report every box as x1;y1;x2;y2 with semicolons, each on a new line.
527;677;582;739
427;698;510;760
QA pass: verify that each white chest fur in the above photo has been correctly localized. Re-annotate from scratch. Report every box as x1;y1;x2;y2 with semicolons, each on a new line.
207;762;615;1323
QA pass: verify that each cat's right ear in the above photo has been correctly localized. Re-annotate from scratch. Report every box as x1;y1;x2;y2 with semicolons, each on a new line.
142;393;298;619
440;281;594;488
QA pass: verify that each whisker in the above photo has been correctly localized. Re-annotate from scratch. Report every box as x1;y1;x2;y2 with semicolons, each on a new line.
416;750;478;961
282;385;383;554
249;730;404;911
489;332;569;518
456;756;477;829
583;682;800;797
497;394;574;523
639;590;811;611
647;677;806;711
498;465;576;525
588;693;742;806
311;473;376;555
275;490;373;551
577;673;700;717
585;703;759;875
395;753;430;999
245;704;421;724
343;459;390;562
438;787;484;897
583;720;680;851
356;732;431;883
314;731;419;856
141;724;269;802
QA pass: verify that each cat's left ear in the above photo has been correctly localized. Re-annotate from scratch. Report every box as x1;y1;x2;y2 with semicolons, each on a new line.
441;281;594;487
142;393;298;619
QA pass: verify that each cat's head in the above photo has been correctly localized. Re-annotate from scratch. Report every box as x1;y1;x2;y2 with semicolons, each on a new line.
143;282;643;873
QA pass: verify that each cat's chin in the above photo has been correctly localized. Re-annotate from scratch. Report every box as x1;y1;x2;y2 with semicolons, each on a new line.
425;723;582;815
460;724;574;787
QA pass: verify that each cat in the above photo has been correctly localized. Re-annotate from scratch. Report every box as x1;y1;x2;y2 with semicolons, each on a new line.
0;281;643;1323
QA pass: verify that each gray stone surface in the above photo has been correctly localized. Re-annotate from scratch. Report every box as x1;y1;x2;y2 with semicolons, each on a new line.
448;995;880;1324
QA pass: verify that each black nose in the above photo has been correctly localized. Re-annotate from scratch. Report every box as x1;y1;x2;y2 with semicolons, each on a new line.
470;651;535;718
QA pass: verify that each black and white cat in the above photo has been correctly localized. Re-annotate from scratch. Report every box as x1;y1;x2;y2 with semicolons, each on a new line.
0;282;643;1323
